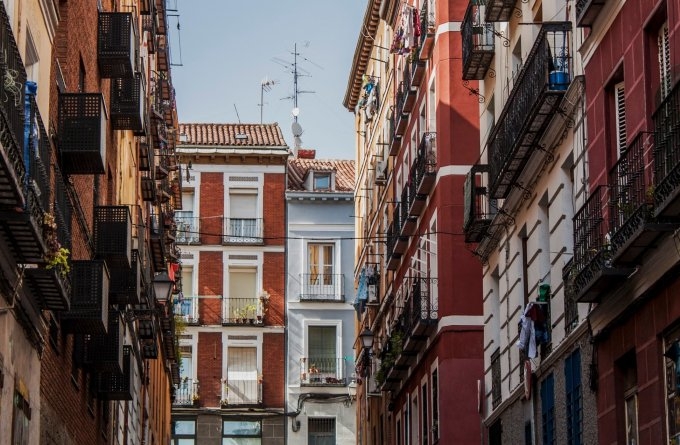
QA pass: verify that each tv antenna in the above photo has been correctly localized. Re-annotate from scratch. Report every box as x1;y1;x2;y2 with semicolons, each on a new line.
271;42;320;123
259;77;277;123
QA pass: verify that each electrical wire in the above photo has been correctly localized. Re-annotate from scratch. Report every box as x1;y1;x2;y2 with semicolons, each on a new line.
169;228;466;242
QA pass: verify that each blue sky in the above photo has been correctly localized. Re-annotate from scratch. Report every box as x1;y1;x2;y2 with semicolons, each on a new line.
168;1;367;159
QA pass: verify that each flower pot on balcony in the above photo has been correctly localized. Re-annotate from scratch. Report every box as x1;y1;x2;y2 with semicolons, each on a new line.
549;70;569;91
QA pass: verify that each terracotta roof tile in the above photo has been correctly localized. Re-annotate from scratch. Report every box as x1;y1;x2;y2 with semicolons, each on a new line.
287;158;355;192
179;123;288;147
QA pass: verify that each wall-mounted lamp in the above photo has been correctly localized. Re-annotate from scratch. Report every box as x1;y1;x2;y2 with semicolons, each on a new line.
153;272;174;304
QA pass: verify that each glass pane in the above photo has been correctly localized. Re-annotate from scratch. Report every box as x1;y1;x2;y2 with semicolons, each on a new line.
223;420;261;435
175;420;196;435
222;439;261;445
177;439;195;445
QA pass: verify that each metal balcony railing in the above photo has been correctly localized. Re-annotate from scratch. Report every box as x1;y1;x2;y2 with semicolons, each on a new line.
96;345;133;401
222;376;262;405
417;0;436;59
485;0;518;22
488;22;572;199
576;0;607;27
62;260;110;334
58;93;107;174
223;218;263;244
404;277;439;331
174;378;199;406
413;133;437;196
463;165;496;243
175;212;200;244
174;295;200;324
563;259;579;335
110;72;145;131
653;81;680;218
462;1;495;80
300;358;347;385
221;297;265;325
98;12;137;78
148;210;167;272
300;274;345;301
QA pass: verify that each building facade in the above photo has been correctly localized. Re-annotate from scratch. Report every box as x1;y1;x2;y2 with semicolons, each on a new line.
572;1;680;444
0;0;182;444
285;150;356;444
172;123;288;444
344;0;485;443
460;0;601;443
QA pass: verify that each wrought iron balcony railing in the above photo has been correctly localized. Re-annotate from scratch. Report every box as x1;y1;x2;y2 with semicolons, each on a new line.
174;295;200;324
462;1;495;80
110;72;145;132
175;212;200;244
571;186;634;302
576;0;607;27
149;210;167;272
463;164;497;243
222;375;262;405
174;377;199;406
98;12;137;78
417;0;436;59
653;81;680;218
221;297;265;325
58;93;107;174
300;358;347;385
300;273;345;301
403;277;438;336
223;218;263;244
485;0;518;22
488;22;572;199
413;133;437;196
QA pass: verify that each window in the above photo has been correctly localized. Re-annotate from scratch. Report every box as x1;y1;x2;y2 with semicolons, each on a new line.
491;348;502;408
307;326;338;382
666;332;680;444
228;268;258;322
411;393;418;444
12;389;30;445
614;81;626;156
432;369;439;441
658;21;671;100
226;347;259;404
618;352;638;445
565;349;583;445
489;420;502;445
541;373;556;445
24;28;39;83
422;382;429;445
307;243;336;297
222;420;261;445
176;193;199;244
176;345;196;405
314;173;331;190
308;418;336;445
227;190;259;242
172;419;196;445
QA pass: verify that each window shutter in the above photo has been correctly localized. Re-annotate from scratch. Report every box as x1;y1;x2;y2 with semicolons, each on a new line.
229;192;257;219
659;22;671;100
615;82;626;156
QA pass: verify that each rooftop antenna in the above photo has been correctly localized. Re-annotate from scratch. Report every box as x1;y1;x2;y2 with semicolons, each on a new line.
259;77;277;124
272;42;319;123
233;104;241;124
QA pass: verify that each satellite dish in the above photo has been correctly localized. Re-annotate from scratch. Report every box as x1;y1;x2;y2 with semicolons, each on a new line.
292;107;300;117
292;122;303;137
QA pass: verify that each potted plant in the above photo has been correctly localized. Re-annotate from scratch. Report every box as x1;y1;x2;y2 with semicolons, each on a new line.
245;303;257;323
192;393;200;407
309;364;321;382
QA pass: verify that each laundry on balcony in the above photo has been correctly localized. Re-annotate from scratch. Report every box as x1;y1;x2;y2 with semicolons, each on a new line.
390;5;420;55
516;301;549;358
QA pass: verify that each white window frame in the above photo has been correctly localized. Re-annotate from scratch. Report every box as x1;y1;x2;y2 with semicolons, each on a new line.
614;81;626;157
221;332;263;404
302;319;343;364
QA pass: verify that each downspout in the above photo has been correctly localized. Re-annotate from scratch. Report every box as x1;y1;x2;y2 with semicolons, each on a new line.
284;154;290;443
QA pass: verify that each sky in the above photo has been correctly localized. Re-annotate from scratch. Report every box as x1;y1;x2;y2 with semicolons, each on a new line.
167;1;368;160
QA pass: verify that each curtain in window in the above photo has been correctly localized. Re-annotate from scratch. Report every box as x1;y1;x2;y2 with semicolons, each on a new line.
227;347;258;404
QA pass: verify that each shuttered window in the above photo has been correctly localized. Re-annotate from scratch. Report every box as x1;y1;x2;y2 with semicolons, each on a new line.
658;22;671;100
541;373;556;445
229;192;257;219
226;347;258;404
565;349;583;445
615;82;626;156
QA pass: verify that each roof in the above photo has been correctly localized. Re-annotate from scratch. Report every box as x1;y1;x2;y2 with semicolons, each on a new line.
343;0;383;110
178;123;288;147
287;158;355;192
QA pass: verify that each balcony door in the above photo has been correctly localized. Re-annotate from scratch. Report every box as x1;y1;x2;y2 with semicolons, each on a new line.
307;243;335;298
227;268;257;321
227;347;258;404
307;326;338;382
228;190;258;242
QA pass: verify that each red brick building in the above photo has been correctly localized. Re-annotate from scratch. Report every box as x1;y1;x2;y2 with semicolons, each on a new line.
573;1;680;444
172;123;289;444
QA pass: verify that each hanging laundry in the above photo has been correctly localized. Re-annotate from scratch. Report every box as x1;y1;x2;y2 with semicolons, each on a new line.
414;7;421;39
517;304;537;358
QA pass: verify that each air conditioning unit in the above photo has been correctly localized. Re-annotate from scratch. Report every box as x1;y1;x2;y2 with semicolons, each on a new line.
375;160;387;185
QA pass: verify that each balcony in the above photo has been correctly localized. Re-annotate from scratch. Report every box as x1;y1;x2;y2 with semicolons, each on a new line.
386;218;401;270
96;345;133;401
62;260;110;334
400;186;417;235
58;93;106;174
608;132;676;265
388;106;403;156
98;12;137;78
160;309;176;359
109;249;141;305
488;22;572;199
142;13;156;54
410;51;426;87
397;76;416;116
572;186;635;302
412;133;437;199
221;297;265;325
75;310;124;373
157;34;169;72
222;375;262;406
110;72;145;132
417;1;436;60
464;165;497;243
141;170;156;202
300;358;347;386
156;0;167;36
462;2;495;80
149;211;167;271
174;295;200;324
223;218;263;244
485;0;518;22
576;0;607;27
300;273;345;301
94;206;132;268
174;378;199;406
653;81;680;218
175;212;200;244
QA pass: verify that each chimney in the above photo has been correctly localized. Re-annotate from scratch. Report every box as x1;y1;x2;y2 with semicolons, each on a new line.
297;149;316;159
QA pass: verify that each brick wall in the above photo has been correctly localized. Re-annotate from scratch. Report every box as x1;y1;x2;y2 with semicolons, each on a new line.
200;172;224;245
262;333;285;407
197;332;223;408
199;251;223;324
263;173;285;246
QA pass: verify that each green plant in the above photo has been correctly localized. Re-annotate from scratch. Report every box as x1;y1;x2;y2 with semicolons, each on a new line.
245;303;257;318
46;247;70;277
174;315;187;365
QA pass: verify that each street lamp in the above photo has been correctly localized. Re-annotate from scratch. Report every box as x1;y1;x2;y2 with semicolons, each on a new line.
360;327;374;351
153;271;174;304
